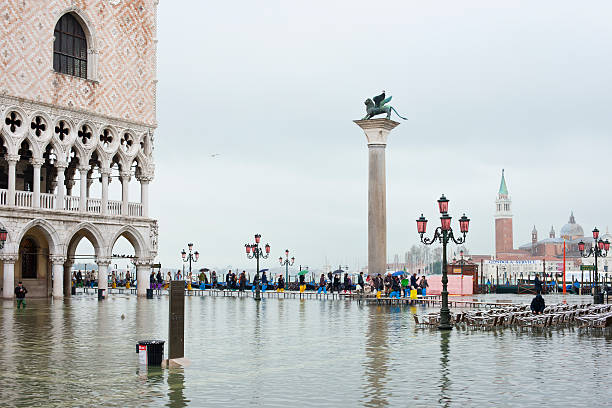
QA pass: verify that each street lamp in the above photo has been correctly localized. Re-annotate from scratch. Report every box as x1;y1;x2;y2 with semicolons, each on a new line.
245;233;270;301
417;194;470;330
578;227;609;304
0;227;7;249
279;249;295;288
181;243;199;278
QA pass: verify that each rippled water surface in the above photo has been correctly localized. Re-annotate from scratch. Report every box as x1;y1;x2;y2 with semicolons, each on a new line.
0;294;610;407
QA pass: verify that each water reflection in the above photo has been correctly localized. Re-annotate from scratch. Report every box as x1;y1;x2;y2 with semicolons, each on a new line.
363;305;389;407
438;331;451;407
167;368;189;407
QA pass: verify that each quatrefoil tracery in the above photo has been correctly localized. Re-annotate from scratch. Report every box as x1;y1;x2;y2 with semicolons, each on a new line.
31;116;46;137
5;111;22;133
100;128;113;149
120;133;134;152
54;120;70;141
78;124;92;145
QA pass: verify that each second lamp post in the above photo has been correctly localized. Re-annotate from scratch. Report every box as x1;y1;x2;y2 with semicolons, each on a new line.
417;194;470;330
279;249;295;288
181;243;199;278
578;228;609;304
245;234;270;301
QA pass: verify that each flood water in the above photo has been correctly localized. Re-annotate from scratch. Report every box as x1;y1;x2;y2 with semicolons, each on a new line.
0;294;610;407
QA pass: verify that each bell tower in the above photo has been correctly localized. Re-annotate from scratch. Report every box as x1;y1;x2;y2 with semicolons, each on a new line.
495;169;514;257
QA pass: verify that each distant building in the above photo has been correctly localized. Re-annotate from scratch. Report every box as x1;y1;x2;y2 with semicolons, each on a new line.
493;170;592;262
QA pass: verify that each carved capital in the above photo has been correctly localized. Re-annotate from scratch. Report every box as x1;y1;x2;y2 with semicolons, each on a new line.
133;259;153;268
119;171;132;181
50;255;66;264
29;158;45;167
137;174;154;183
5;154;20;164
78;165;90;173
55;161;69;170
99;167;111;176
96;258;112;267
0;254;19;263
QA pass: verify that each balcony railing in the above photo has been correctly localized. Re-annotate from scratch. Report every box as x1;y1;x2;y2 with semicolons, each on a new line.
0;189;144;217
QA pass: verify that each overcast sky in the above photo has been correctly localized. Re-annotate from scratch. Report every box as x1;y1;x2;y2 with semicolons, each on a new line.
139;0;612;272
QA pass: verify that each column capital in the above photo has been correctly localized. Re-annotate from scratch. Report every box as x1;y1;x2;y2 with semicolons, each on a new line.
353;118;400;146
5;154;20;164
119;171;132;181
29;158;45;167
134;259;153;267
99;167;112;176
137;174;154;183
50;255;67;264
96;258;112;266
55;161;68;170
0;254;19;263
78;165;90;173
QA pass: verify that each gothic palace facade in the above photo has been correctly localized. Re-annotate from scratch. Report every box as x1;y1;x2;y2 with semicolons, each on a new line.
0;0;159;297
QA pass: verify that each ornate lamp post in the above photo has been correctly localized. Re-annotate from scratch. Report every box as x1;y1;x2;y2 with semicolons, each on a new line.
0;227;7;249
417;194;470;330
245;234;270;301
181;243;199;278
578;228;609;304
279;249;295;287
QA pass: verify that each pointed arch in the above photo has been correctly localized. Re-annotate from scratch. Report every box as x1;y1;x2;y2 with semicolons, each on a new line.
15;218;61;256
64;222;105;259
107;226;148;259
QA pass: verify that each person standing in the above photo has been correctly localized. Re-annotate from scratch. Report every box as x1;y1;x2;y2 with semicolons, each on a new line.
419;275;429;296
357;272;365;293
261;271;268;292
149;271;155;289
318;274;327;294
534;274;542;294
277;275;285;292
343;273;351;294
15;282;27;309
239;271;246;291
333;273;340;293
299;273;306;292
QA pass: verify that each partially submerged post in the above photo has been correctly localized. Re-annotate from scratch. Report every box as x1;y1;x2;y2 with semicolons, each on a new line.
165;280;189;367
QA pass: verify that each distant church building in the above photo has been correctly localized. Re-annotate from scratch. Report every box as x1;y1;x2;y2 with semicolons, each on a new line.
494;170;589;261
0;1;159;298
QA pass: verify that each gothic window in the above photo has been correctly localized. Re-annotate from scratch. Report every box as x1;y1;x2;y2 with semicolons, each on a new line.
53;14;88;79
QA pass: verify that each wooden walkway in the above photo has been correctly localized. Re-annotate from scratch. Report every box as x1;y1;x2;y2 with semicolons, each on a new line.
77;287;519;308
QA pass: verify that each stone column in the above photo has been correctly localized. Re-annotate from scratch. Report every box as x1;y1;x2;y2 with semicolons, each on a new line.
100;168;110;215
56;162;67;210
139;176;151;218
51;256;66;298
354;119;400;277
6;154;19;206
79;166;89;212
30;158;44;208
135;260;152;297
120;171;130;216
63;260;72;297
97;258;111;293
1;255;18;299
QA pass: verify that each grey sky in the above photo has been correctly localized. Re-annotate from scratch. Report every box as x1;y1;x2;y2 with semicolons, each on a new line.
140;0;612;271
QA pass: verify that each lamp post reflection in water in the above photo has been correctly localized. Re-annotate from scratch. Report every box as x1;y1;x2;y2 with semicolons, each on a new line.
439;331;451;408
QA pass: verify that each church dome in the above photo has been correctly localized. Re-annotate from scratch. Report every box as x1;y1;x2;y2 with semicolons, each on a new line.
560;212;584;239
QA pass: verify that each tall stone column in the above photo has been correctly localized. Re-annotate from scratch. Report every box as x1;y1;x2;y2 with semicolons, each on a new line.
100;168;110;215
6;154;19;206
56;162;67;210
354;118;400;277
97;258;111;293
78;166;89;212
1;255;18;298
139;176;151;218
135;260;152;297
63;260;72;297
120;171;130;216
51;256;66;298
31;158;44;208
